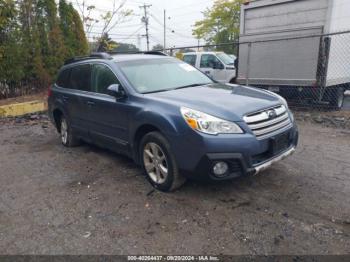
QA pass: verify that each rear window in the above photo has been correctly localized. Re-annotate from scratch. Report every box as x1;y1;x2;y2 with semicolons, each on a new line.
56;69;70;88
68;64;92;91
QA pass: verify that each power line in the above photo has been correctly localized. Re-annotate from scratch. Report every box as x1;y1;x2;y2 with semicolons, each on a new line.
139;3;152;51
89;23;143;29
89;26;144;39
121;26;145;41
88;31;140;36
149;14;194;40
166;0;213;12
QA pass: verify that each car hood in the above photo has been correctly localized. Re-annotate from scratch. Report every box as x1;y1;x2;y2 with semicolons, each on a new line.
146;83;282;121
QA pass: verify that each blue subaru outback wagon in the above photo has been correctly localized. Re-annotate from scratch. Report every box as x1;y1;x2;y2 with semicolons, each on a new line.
48;52;298;191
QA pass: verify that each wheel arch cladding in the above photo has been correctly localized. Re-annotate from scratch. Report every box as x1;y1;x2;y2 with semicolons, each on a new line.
53;108;63;132
131;111;181;164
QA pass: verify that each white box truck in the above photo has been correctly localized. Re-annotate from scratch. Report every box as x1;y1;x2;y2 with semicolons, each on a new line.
237;0;350;108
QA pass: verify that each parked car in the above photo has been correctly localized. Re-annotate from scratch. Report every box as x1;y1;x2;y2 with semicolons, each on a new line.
48;52;298;192
182;52;236;83
228;54;237;61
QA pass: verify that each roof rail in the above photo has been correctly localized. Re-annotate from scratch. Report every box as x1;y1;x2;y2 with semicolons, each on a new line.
143;51;168;56
64;52;113;65
109;51;168;56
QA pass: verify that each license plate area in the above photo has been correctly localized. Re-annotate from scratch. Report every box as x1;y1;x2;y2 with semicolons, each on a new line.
271;132;290;155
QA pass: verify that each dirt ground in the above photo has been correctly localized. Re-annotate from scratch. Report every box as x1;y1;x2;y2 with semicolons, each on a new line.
0;115;349;255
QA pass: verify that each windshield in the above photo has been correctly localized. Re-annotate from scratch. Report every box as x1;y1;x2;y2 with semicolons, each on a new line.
216;53;235;65
118;58;213;94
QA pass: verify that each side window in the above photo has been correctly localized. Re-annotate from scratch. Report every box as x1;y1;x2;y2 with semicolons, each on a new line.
68;64;92;91
183;55;197;67
200;54;222;69
92;64;120;95
56;68;70;88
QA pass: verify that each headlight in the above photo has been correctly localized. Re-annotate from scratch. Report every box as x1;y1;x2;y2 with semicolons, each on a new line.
180;107;243;135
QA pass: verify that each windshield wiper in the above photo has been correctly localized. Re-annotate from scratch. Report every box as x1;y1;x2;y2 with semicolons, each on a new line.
142;89;172;94
173;83;210;90
142;83;210;94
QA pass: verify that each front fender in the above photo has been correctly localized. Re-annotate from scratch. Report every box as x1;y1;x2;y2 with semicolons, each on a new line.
130;109;184;140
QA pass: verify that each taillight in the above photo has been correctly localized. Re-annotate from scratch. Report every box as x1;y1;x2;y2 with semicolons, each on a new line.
48;85;52;97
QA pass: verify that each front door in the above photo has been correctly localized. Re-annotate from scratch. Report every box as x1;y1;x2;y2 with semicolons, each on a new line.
199;54;226;82
87;63;130;153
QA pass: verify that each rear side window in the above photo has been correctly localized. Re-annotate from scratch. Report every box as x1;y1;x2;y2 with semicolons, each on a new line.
92;64;120;94
183;55;196;66
56;69;70;88
68;64;92;91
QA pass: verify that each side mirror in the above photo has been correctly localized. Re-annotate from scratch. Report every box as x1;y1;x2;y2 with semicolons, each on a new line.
107;84;126;99
213;62;224;70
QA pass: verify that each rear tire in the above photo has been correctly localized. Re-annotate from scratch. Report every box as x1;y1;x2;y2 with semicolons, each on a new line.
59;115;80;147
327;87;344;110
140;132;186;192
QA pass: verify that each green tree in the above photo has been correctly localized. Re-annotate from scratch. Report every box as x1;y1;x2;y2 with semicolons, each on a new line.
97;33;117;52
0;0;25;84
152;44;164;51
71;7;89;55
36;0;67;78
1;0;88;97
112;42;139;53
59;0;88;59
192;0;243;54
18;0;49;84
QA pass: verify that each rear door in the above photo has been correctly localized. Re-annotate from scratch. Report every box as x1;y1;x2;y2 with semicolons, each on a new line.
60;63;92;138
87;63;130;153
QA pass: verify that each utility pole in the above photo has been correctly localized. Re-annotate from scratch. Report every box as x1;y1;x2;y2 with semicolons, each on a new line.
163;9;166;52
137;34;141;50
140;3;152;51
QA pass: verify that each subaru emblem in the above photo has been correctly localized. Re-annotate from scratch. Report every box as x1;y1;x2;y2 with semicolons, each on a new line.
267;109;277;119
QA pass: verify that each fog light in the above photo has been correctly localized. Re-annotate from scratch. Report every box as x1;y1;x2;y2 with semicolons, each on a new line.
213;161;229;177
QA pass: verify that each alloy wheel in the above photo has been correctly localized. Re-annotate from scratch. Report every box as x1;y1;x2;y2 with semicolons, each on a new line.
61;118;68;145
143;142;168;184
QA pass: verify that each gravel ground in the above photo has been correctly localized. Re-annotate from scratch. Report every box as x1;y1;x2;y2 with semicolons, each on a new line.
0;115;349;255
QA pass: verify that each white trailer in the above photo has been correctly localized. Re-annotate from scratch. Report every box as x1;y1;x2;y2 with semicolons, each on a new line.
237;0;350;108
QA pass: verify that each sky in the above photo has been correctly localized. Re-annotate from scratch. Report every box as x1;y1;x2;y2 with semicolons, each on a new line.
68;0;215;50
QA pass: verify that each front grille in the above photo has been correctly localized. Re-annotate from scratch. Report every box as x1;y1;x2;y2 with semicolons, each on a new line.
243;105;292;140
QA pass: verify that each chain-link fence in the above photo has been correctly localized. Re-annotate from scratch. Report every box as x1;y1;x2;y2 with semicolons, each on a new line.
168;30;350;111
1;31;349;112
0;80;45;100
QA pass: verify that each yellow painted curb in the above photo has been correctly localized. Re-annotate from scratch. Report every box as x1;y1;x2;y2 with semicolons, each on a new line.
0;100;47;118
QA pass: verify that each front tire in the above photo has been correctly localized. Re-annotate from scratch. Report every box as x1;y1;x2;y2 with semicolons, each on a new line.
59;115;80;147
140;132;186;192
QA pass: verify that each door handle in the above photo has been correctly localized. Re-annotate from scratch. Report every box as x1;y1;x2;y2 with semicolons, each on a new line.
87;101;95;106
62;95;69;101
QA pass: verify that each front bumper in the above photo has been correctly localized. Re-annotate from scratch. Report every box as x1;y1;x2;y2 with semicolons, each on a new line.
250;146;295;175
172;122;298;181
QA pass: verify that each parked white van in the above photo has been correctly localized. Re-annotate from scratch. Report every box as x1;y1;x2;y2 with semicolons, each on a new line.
182;52;236;83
